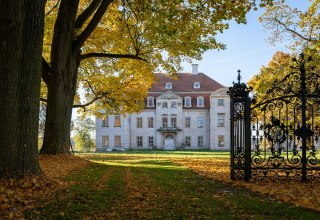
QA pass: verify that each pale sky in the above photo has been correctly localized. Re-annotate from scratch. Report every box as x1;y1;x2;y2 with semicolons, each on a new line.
181;0;311;87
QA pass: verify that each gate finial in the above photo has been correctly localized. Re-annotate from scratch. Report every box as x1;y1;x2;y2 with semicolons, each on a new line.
237;70;241;83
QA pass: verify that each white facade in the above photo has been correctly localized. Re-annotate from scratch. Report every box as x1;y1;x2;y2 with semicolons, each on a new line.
96;72;230;151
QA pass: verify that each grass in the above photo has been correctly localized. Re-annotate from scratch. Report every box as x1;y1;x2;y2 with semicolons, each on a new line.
28;151;320;219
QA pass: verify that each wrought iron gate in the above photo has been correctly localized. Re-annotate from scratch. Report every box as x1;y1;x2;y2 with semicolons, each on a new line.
229;53;320;181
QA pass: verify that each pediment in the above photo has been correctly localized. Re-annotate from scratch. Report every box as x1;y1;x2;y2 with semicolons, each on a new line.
211;87;229;97
157;90;182;100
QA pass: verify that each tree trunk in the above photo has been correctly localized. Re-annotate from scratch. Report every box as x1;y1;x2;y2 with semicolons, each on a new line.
41;56;79;154
0;1;45;178
40;0;80;154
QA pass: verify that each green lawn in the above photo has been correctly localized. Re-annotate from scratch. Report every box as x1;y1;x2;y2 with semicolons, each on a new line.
28;152;320;219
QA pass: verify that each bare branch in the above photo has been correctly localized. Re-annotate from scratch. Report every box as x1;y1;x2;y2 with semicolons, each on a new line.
274;18;318;43
80;52;147;62
73;0;114;52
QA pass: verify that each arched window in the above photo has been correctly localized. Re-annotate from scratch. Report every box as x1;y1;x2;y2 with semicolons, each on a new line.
184;96;191;107
197;96;204;107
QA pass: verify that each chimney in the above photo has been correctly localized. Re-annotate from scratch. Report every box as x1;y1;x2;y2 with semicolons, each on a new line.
192;64;198;75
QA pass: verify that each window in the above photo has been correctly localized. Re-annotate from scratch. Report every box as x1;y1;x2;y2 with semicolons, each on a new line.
137;117;143;128
184;96;191;107
114;115;121;127
194;82;200;89
162;102;168;108
217;113;225;127
102;115;109;127
171;116;177;127
115;135;121;147
218;135;225;147
148;117;154;128
171;101;176;108
102;136;109;147
185;117;191;128
137;136;143;147
185;136;191;147
198;136;204;147
148;136;154;147
166;82;172;89
197;96;204;107
147;96;155;107
218;99;224;106
162;115;168;127
197;117;204;128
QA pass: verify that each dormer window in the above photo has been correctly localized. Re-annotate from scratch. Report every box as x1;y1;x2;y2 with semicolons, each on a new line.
194;82;200;89
147;96;154;107
197;96;204;107
166;82;172;89
184;96;191;107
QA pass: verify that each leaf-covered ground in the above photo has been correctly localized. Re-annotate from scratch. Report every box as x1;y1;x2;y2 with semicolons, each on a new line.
1;151;320;219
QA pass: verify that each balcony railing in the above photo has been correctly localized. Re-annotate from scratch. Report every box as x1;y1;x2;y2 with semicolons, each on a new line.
157;127;182;132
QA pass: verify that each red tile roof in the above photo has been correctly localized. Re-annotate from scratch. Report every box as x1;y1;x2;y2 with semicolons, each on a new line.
148;73;224;93
145;73;225;109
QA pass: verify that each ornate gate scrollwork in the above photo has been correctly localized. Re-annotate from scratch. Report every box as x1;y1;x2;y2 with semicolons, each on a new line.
229;53;320;181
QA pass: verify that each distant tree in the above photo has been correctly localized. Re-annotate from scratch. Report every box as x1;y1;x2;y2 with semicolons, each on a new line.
73;117;95;152
0;1;45;178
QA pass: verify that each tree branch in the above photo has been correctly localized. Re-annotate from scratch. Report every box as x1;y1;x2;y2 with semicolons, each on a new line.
80;52;147;62
274;18;318;43
73;0;114;52
42;57;51;84
46;0;61;16
40;97;48;102
74;0;101;31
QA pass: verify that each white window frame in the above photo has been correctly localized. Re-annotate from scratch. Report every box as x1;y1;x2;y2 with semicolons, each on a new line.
115;135;121;147
197;96;204;107
147;96;155;107
197;117;204;128
194;82;200;89
114;115;121;127
218;135;225;147
137;117;143;128
171;101;177;108
148;136;154;147
148;117;154;128
185;117;191;128
102;115;109;127
217;113;225;127
102;136;109;147
184;96;191;107
166;82;172;89
162;115;168;127
185;136;191;147
162;102;168;108
198;136;204;147
218;99;224;107
137;136;143;147
171;116;177;127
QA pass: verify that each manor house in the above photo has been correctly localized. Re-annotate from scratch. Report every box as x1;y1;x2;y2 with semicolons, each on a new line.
95;64;230;151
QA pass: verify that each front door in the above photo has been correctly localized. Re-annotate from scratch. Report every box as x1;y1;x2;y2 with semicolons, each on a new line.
164;136;175;150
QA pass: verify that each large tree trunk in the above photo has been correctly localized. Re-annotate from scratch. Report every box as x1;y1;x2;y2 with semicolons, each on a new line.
40;0;80;154
0;1;45;178
41;56;79;154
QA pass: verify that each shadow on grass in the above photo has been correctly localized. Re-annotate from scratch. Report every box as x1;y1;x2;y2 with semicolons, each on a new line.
27;156;320;219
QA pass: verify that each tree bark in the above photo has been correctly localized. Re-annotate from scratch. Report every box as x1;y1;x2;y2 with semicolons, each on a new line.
0;1;45;177
40;0;80;154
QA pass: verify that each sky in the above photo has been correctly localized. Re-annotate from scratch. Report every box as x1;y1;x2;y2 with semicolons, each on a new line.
180;0;311;87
